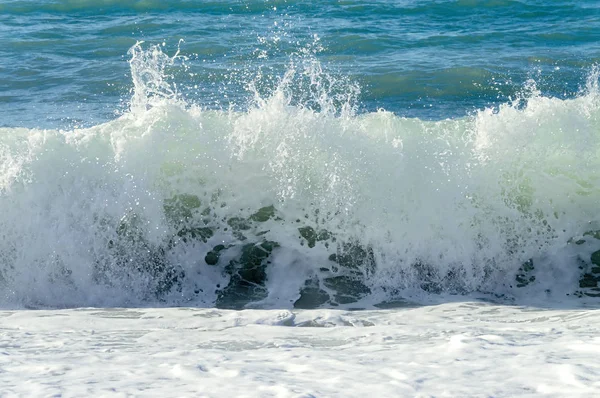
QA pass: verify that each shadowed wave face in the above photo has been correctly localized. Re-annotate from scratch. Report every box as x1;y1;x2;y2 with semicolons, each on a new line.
1;1;600;309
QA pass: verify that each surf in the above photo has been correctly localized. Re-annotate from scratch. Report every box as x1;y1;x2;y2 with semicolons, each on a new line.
1;43;600;309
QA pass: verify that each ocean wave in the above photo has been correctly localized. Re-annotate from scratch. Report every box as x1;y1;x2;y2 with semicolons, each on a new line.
1;43;600;308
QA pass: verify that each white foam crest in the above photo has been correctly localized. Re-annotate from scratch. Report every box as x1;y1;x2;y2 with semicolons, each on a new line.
246;35;360;118
128;41;184;112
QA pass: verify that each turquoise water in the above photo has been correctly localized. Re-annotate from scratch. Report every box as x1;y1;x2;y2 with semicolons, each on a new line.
2;0;600;127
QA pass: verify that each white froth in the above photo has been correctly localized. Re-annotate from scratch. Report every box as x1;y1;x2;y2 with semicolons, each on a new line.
1;304;599;397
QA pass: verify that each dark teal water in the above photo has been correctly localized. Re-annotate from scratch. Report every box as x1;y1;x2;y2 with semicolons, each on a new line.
2;0;600;128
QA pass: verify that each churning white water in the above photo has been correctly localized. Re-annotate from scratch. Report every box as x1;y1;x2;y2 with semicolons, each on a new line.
2;45;600;308
2;304;600;397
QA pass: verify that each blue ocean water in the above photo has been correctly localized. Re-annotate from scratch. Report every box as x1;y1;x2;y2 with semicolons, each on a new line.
2;0;600;128
2;1;600;308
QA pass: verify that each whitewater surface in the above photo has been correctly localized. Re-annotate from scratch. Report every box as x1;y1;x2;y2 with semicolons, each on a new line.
1;303;600;397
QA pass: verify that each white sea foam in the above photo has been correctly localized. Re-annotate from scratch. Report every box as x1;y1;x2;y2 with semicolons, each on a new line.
1;303;599;397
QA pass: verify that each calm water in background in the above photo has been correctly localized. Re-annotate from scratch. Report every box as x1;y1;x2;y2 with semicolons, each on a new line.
2;0;600;128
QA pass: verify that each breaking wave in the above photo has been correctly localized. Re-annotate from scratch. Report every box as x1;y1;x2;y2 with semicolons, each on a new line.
2;43;600;308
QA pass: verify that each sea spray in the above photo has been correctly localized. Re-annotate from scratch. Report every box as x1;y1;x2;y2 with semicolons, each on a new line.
1;44;600;308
